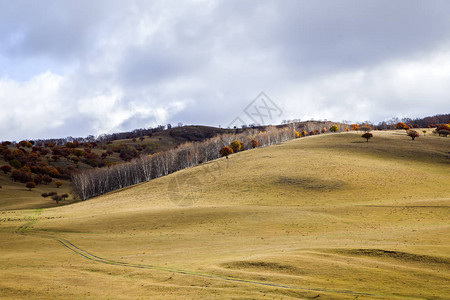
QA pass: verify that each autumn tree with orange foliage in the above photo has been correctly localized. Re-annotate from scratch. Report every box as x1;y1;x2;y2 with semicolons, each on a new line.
396;122;408;129
219;146;233;159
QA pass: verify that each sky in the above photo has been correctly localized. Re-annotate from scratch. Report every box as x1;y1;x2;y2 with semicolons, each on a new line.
1;0;450;141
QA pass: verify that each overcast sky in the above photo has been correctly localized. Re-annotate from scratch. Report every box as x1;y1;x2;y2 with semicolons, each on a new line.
1;0;449;140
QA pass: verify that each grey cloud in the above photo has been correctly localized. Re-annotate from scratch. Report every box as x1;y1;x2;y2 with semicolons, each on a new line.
1;0;449;141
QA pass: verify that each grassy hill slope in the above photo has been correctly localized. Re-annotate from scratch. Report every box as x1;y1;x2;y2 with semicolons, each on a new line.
1;131;449;299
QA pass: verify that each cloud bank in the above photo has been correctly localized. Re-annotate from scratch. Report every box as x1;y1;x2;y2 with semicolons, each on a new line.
1;0;449;140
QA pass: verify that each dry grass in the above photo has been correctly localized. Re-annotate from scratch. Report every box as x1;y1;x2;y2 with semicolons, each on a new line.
0;130;449;299
0;178;75;210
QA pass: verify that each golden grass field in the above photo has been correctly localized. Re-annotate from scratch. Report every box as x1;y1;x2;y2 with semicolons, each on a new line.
1;130;449;299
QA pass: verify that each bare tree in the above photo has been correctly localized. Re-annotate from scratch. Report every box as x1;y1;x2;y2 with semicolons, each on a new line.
71;126;296;201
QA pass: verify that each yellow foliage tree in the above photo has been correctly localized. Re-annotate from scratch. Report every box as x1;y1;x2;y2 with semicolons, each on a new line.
230;141;242;152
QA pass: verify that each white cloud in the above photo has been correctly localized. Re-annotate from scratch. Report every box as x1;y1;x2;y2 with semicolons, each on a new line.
279;49;450;123
0;1;449;140
0;72;66;140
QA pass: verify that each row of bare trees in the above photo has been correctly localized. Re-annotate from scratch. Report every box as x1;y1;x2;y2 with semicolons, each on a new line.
72;126;295;200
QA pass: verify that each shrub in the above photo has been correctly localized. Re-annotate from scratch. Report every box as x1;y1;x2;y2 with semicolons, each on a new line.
294;131;300;138
73;149;85;157
361;132;373;142
18;140;33;148
61;193;69;200
1;165;12;174
407;130;419;140
26;181;36;191
251;139;258;148
42;174;53;184
309;131;315;135
230;141;242;153
11;170;32;183
301;130;307;137
33;175;43;185
9;159;22;169
55;181;63;188
219;146;233;158
321;127;327;133
344;127;349;132
41;193;49;198
437;129;449;137
329;125;339;132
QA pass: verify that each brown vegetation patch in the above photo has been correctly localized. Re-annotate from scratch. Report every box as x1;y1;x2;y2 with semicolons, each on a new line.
336;249;450;265
275;176;344;191
221;260;302;275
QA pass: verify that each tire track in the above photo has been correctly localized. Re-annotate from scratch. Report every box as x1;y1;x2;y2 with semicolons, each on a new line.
13;212;405;299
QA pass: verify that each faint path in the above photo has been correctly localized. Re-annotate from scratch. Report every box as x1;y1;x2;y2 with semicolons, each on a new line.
13;211;414;299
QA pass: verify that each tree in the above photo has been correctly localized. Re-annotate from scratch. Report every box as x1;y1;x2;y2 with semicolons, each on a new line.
422;130;427;136
344;127;349;132
219;146;233;159
294;131;300;138
407;130;419;140
41;193;49;198
33;175;43;185
26;181;36;191
51;195;62;204
0;165;12;174
396;122;408;130
301;130;307;137
251;139;258;148
360;124;372;132
351;124;359;131
329;125;339;132
309;131;315;135
11;170;32;183
55;181;63;188
321;127;327;133
61;193;69;201
362;132;373;142
230;141;241;153
42;174;53;184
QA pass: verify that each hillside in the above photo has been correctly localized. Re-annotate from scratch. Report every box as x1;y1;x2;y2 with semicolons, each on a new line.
0;130;449;299
0;125;229;210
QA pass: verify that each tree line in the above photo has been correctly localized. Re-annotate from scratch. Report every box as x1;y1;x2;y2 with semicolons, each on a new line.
72;126;295;201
